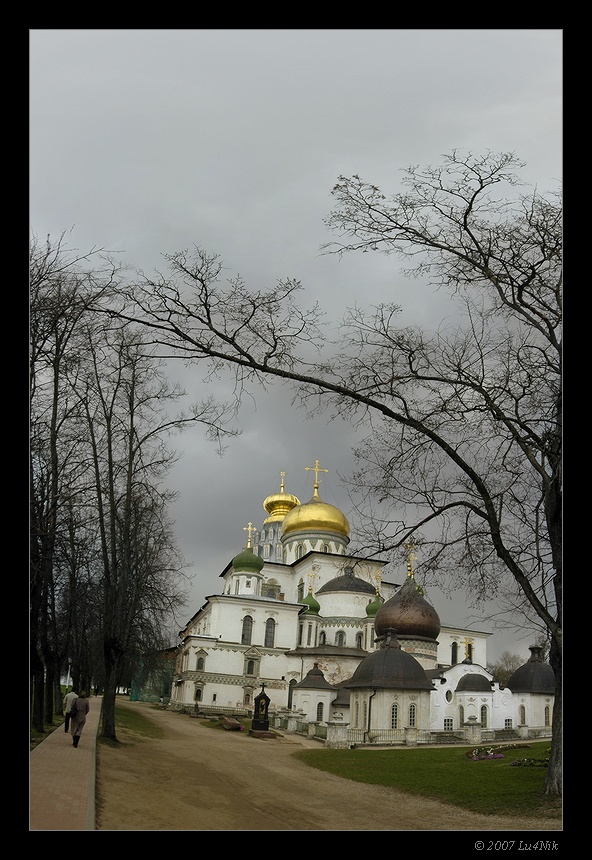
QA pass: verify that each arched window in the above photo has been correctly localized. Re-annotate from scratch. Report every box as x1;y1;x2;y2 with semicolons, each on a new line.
275;545;283;562
363;701;368;728
319;631;326;645
409;703;416;727
195;687;202;702
263;544;271;559
390;703;398;728
297;544;304;559
241;615;253;645
355;701;360;727
196;657;204;671
519;704;526;725
545;705;551;727
316;702;324;722
459;705;465;724
451;642;458;665
481;705;488;727
356;632;363;648
244;693;251;705
246;660;255;675
297;579;305;602
335;631;346;647
323;544;329;553
264;617;276;648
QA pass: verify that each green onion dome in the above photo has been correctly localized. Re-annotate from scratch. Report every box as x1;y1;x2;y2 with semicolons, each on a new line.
366;591;384;617
231;546;265;574
300;588;321;616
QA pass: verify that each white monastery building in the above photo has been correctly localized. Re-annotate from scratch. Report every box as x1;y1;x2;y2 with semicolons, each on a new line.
170;461;554;746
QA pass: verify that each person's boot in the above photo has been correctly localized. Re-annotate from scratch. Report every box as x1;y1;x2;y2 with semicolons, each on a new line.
73;736;79;747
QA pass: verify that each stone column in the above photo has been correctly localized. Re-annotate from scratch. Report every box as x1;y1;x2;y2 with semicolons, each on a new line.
463;719;482;746
405;726;418;746
326;721;351;749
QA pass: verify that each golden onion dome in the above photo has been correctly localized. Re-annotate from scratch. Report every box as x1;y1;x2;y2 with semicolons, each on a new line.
262;473;301;523
281;486;350;538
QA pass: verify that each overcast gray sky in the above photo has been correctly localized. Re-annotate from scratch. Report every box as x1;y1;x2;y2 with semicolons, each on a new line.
30;29;562;660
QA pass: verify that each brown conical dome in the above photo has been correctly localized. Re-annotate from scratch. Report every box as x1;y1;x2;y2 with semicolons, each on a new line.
374;576;441;641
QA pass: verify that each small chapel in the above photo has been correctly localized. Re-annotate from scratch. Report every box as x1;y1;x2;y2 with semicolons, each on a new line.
167;461;554;746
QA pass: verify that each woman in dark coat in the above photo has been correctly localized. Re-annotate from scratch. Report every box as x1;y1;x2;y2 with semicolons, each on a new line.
70;691;90;747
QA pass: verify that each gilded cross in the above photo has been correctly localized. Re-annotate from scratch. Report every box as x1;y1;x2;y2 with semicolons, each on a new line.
403;541;417;578
243;522;258;548
307;566;320;591
279;470;286;492
463;636;473;659
305;459;329;492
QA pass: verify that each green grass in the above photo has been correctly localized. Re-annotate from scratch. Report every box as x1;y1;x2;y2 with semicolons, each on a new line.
292;743;561;819
98;702;166;748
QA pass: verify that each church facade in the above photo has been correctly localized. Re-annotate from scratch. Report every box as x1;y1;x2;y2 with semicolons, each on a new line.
169;462;554;743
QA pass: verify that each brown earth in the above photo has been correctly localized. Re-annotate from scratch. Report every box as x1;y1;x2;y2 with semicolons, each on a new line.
95;699;562;833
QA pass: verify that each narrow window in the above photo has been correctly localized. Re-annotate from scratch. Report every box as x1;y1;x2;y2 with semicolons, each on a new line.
451;642;458;665
519;704;526;724
307;624;312;645
356;633;363;648
241;615;253;645
390;703;398;729
297;580;305;602
545;705;551;727
335;631;345;647
319;631;326;645
459;705;465;724
481;705;488;728
246;660;255;675
196;657;204;671
316;702;324;722
409;703;416;728
264;617;276;648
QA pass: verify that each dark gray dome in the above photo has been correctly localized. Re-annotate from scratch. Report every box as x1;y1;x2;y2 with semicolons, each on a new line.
506;646;555;694
346;629;434;691
317;566;376;595
455;672;492;692
294;663;338;690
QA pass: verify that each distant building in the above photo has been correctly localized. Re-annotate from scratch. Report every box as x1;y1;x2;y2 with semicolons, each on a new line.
169;462;554;744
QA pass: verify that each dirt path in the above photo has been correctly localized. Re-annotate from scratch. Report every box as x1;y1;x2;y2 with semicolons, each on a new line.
95;700;562;832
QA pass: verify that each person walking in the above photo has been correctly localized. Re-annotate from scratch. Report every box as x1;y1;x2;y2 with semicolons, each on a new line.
70;690;90;747
63;688;78;733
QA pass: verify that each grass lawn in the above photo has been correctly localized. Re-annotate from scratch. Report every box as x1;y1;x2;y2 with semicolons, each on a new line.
292;743;561;820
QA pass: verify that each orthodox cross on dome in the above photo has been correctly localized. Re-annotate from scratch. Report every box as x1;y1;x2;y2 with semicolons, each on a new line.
279;470;286;492
307;566;320;592
305;459;329;496
403;541;417;578
243;522;258;548
371;569;383;594
463;636;473;659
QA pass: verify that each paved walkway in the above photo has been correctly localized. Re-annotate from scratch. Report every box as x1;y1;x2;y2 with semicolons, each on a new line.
29;697;102;831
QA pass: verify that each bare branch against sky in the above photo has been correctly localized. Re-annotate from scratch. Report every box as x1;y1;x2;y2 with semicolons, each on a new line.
30;29;562;659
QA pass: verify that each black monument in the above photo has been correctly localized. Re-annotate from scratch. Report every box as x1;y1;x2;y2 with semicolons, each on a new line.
252;683;271;732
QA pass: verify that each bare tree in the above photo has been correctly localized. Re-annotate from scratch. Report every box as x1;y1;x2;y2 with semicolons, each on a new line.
486;652;524;688
30;232;119;731
109;151;561;795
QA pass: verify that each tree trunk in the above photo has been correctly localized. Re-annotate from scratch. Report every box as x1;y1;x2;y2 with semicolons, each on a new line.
543;636;562;795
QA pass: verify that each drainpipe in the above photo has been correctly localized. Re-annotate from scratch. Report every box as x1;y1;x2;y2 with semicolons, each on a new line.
364;688;377;743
